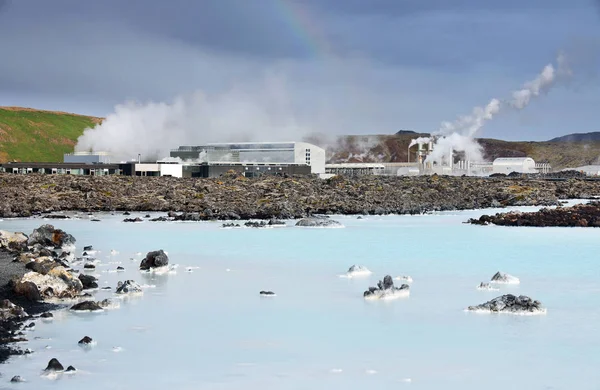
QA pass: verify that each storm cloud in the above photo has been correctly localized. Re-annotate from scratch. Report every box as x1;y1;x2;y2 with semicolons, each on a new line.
0;0;598;142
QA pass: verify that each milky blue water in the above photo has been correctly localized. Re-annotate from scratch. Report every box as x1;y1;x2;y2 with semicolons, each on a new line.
1;202;599;390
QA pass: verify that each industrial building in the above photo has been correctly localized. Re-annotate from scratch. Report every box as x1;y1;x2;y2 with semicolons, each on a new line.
491;157;537;174
170;142;325;175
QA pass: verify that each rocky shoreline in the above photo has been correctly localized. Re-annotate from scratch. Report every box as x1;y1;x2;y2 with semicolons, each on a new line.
1;173;600;219
468;202;600;227
0;224;169;374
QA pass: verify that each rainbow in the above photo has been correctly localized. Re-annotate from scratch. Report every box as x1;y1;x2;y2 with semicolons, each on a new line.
271;0;334;58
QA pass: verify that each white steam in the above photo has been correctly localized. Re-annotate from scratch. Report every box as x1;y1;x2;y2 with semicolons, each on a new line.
75;78;309;162
422;53;570;166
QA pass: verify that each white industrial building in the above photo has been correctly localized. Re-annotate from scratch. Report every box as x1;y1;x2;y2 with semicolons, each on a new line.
64;151;112;164
170;142;325;175
492;157;537;174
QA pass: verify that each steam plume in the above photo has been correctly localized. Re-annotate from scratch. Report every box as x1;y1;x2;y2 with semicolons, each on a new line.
75;80;310;162
422;53;570;165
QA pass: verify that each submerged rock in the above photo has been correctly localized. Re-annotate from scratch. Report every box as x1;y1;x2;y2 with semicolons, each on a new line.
467;294;546;315
295;217;342;228
71;301;103;311
477;282;498;291
344;265;372;278
221;223;240;228
116;280;143;294
27;224;75;249
363;275;410;300
123;217;143;223
40;312;53;318
45;358;64;372
490;272;520;284
10;376;25;383
139;250;169;270
259;291;276;296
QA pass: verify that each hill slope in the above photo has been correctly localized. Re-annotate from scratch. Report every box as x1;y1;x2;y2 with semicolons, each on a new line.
0;107;102;163
548;132;600;142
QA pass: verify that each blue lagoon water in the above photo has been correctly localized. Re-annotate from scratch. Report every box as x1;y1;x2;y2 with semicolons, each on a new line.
1;203;599;389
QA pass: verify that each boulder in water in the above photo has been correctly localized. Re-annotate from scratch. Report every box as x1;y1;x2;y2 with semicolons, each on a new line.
10;376;25;382
344;265;372;278
477;282;498;291
363;275;410;300
295;218;342;228
65;366;76;372
139;250;169;270
490;271;520;284
78;274;98;289
116;280;143;294
27;224;75;249
45;358;64;372
259;291;276;296
83;245;93;251
467;294;546;315
78;336;93;345
71;301;103;311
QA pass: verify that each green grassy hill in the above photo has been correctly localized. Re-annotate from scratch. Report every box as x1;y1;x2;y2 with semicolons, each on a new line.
0;107;102;163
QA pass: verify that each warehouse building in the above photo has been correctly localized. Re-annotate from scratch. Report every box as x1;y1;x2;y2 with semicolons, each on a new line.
170;142;325;175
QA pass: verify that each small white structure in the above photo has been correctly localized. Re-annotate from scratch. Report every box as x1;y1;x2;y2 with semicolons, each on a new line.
64;151;111;164
492;157;536;174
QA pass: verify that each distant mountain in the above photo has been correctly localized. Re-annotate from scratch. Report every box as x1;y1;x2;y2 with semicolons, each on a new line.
395;130;419;135
549;132;600;142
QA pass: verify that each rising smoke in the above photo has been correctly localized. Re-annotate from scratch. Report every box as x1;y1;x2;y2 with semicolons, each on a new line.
75;78;311;162
422;53;571;165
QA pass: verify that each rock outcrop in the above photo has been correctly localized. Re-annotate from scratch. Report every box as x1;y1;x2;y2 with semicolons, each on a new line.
13;267;83;300
343;265;372;278
295;217;342;228
45;358;64;372
468;202;600;227
476;282;498;291
1;174;600;219
70;301;103;311
116;280;143;294
139;250;169;270
467;294;546;315
363;275;410;300
26;224;75;249
0;230;28;253
0;300;28;320
490;272;520;285
78;274;98;289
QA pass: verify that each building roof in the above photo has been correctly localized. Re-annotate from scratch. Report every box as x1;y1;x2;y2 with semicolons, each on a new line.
493;157;535;164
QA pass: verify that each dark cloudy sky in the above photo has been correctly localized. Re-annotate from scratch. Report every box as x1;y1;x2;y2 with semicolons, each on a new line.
0;0;599;140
